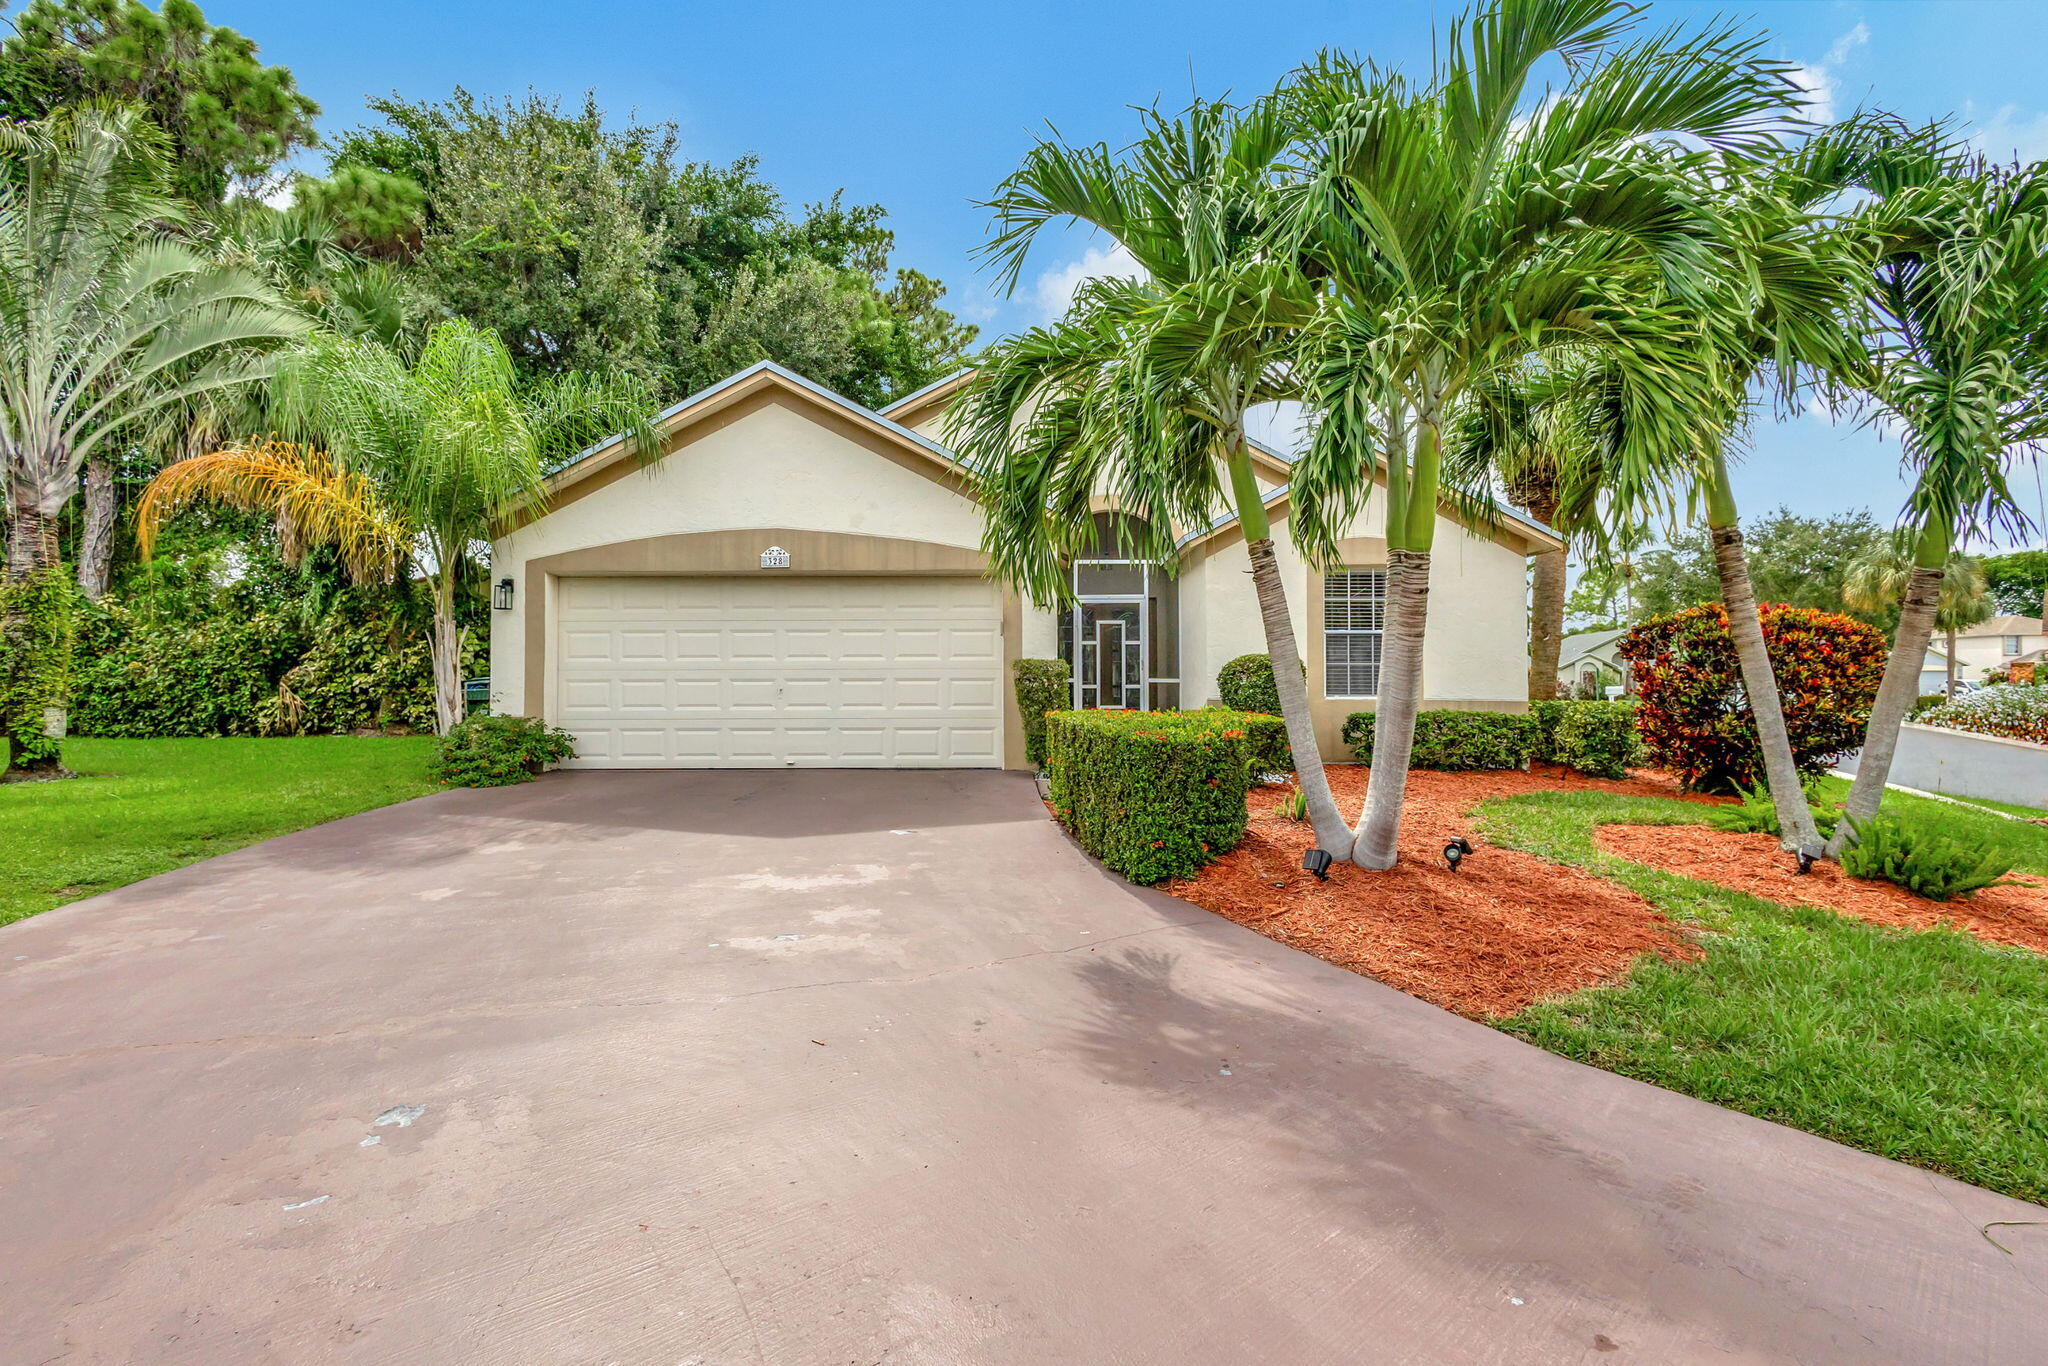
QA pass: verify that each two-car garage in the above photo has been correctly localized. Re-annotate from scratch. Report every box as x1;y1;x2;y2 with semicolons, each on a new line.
553;575;1004;768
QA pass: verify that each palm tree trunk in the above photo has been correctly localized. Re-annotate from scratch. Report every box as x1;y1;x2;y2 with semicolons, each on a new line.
3;499;71;776
1702;452;1819;852
77;458;118;601
1708;521;1821;851
1525;489;1564;702
429;571;464;736
1826;528;1947;857
1944;627;1957;701
1227;446;1348;853
1350;547;1428;868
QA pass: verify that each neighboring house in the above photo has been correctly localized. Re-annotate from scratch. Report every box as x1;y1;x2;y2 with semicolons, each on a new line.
1949;616;2048;682
1557;626;1628;697
488;362;1560;770
1919;647;1954;695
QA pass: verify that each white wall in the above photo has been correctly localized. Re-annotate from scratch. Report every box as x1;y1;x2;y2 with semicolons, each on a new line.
1885;723;2048;809
490;397;988;716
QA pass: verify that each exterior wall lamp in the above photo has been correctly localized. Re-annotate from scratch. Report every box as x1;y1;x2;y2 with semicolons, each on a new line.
493;577;515;611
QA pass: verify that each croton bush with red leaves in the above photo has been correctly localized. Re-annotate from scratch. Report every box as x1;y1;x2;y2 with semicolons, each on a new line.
1617;603;1887;793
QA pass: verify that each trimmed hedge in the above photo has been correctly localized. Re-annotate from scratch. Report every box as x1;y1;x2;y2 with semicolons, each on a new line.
1342;708;1536;771
1186;705;1292;775
1532;698;1641;777
1552;700;1640;778
1012;657;1071;768
1045;709;1252;883
1217;653;1301;716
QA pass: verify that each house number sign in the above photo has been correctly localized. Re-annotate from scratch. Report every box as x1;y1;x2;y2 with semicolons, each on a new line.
760;545;791;569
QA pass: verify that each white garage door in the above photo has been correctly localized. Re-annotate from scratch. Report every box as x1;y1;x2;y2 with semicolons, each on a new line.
554;576;1003;768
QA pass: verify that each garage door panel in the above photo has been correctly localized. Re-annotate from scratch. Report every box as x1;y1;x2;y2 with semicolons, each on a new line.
556;576;1003;769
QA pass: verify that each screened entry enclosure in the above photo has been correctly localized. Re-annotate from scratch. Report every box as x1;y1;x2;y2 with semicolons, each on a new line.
1057;514;1180;711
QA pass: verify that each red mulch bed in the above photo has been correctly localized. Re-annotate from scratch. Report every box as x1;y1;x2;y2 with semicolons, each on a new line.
1161;764;1715;1019
1596;824;2048;955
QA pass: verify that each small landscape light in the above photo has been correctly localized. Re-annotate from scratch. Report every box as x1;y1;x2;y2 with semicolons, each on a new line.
1302;848;1333;881
1443;836;1474;872
493;577;515;611
1794;845;1820;876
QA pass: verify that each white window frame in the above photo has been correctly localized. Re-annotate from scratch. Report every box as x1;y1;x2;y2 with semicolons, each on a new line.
1323;567;1387;700
2004;634;2022;656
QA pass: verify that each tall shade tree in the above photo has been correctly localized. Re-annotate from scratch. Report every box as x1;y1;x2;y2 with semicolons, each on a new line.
1826;149;2048;853
0;0;319;205
1844;541;1992;700
139;320;659;734
0;105;306;774
1277;0;1796;867
951;96;1357;853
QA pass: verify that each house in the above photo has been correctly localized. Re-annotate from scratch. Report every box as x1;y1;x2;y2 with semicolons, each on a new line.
487;362;1560;770
1950;616;2048;682
1919;646;1955;695
1557;626;1628;697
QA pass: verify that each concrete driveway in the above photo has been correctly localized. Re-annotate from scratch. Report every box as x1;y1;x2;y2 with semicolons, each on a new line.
4;770;2043;1364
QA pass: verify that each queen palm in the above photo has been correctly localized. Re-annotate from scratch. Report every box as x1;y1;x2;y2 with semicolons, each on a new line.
952;96;1356;854
1825;149;2048;853
138;318;656;733
0;104;307;773
1843;541;1992;700
1277;0;1797;867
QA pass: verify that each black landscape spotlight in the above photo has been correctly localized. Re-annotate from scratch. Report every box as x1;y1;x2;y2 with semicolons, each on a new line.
1302;848;1333;881
1443;836;1474;872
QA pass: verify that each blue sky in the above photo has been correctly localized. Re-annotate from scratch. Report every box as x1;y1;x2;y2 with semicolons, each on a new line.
213;0;2048;550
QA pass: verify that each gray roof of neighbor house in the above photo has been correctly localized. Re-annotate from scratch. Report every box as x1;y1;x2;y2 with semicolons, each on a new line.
1959;615;2046;637
1558;626;1629;668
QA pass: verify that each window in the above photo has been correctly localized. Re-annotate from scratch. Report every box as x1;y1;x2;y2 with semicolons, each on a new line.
2005;635;2022;656
1324;569;1387;697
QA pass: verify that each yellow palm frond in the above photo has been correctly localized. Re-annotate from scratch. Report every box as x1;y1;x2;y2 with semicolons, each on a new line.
137;439;413;585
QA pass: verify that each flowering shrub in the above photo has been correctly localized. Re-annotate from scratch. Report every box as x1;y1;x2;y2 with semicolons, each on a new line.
1184;705;1292;774
1916;685;2048;746
1011;658;1071;768
1618;603;1886;793
1044;709;1253;882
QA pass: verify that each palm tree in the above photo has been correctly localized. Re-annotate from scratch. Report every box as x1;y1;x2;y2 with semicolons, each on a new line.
0;105;307;774
1444;353;1629;700
952;96;1357;855
1276;1;1797;867
138;319;656;734
1825;149;2048;853
1844;541;1993;700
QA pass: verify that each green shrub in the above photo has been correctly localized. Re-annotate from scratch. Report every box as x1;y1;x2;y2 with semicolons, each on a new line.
433;715;576;787
1529;698;1570;762
1911;693;1948;718
1011;658;1071;769
1218;653;1300;716
1278;789;1308;821
1708;783;1841;838
1184;705;1292;774
1838;813;2018;901
1342;709;1536;771
1044;709;1251;883
1552;700;1640;778
0;566;75;771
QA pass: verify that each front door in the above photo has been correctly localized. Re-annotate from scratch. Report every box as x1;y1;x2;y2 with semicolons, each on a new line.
1077;600;1144;709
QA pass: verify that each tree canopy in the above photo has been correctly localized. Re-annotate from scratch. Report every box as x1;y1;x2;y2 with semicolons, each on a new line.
0;0;319;204
324;89;977;405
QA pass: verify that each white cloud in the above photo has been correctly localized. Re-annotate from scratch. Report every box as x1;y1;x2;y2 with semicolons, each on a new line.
1032;241;1144;322
1967;101;2048;165
1245;401;1309;458
1789;20;1871;126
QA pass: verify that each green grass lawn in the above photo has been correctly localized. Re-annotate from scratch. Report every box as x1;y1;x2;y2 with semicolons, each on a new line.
0;737;439;927
1476;787;2048;1205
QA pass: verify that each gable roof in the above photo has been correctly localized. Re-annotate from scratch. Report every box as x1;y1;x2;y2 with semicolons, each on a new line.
516;361;968;529
892;366;1561;556
1559;627;1628;666
1960;615;2046;637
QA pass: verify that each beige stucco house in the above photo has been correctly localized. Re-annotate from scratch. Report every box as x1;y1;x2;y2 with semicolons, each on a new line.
487;362;1560;770
1949;615;2048;682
